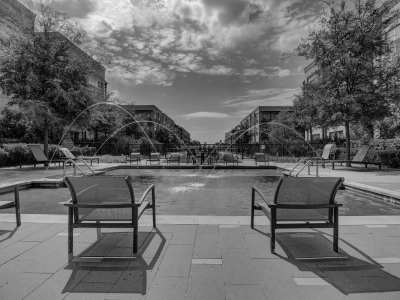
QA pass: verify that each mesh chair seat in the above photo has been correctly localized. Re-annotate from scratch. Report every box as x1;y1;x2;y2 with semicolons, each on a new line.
81;208;132;221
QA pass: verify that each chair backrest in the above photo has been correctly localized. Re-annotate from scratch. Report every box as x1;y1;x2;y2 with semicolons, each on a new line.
321;144;336;160
219;152;235;162
28;144;48;162
61;136;75;149
274;176;343;221
130;152;141;159
59;147;76;160
168;153;181;160
65;175;135;220
254;153;266;162
150;153;160;160
352;145;371;162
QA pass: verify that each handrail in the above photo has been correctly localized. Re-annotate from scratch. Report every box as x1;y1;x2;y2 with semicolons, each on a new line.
288;159;305;176
294;160;312;177
62;159;95;177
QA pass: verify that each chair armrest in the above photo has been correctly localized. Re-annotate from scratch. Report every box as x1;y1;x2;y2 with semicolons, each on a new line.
139;184;155;204
61;201;136;208
252;186;274;207
274;203;343;209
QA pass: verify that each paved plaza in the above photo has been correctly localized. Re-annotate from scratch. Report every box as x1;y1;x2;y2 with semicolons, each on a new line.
1;218;400;299
1;161;400;299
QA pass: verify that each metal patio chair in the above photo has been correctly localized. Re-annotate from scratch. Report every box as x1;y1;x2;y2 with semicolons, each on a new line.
27;144;66;168
128;152;141;165
219;152;239;166
166;152;181;165
0;186;21;227
254;153;268;166
309;143;336;167
146;152;161;165
63;175;156;261
251;176;344;253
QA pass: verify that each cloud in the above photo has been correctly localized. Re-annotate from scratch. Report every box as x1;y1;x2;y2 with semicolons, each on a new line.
224;88;300;108
22;0;319;86
182;111;231;119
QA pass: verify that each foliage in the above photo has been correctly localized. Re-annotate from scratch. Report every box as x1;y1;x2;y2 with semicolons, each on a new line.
297;0;400;160
379;150;400;168
0;4;92;156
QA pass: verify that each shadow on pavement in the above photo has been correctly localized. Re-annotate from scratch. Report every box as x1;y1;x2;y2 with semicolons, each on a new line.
275;231;400;295
63;228;166;295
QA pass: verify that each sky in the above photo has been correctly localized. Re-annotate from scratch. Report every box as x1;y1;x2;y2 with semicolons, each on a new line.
21;0;326;142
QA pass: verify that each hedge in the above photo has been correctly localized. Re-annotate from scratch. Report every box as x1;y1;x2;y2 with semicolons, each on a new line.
379;150;400;168
0;143;95;167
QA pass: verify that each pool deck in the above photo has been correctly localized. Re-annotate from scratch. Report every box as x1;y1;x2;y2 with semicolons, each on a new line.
1;160;400;299
1;218;400;299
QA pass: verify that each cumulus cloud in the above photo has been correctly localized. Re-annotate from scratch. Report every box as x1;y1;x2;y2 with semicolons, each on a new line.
21;0;319;86
182;112;231;119
224;88;300;108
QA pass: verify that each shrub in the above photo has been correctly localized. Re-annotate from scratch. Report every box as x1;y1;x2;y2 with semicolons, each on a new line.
0;148;9;166
2;144;34;166
379;150;400;168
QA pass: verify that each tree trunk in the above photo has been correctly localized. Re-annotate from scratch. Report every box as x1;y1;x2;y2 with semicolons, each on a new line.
43;120;49;167
345;120;351;167
309;126;313;143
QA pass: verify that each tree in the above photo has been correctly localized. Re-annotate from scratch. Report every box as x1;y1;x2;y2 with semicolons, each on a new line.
298;0;400;164
0;5;92;160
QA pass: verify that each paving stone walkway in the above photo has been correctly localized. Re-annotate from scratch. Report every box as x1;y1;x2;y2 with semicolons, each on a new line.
1;220;400;299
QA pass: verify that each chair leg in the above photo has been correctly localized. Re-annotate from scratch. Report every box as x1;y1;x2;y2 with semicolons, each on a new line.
14;186;21;227
333;206;339;252
152;188;156;228
271;207;276;253
133;225;138;254
68;207;74;262
250;189;255;229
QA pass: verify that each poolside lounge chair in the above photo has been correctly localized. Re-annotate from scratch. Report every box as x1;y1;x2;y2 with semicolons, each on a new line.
146;152;161;165
59;147;100;166
219;152;239;166
251;176;343;253
309;143;336;167
63;175;156;261
254;153;268;166
27;144;66;168
330;145;382;170
0;186;21;226
128;152;141;165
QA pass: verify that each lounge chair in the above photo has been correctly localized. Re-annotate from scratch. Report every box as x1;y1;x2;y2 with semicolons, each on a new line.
59;147;100;166
330;145;382;170
166;152;182;165
0;186;21;226
146;152;161;165
254;153;268;166
63;175;156;261
218;152;239;166
128;152;141;165
251;176;343;253
27;144;66;168
309;143;336;167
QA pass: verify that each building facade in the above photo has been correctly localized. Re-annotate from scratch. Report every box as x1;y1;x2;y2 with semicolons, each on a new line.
225;106;294;144
123;105;191;145
39;32;107;102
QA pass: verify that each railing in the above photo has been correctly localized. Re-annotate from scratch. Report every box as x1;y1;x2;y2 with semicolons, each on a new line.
288;159;319;177
62;159;96;177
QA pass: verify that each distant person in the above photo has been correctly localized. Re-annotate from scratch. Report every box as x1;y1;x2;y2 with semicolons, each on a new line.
200;150;205;165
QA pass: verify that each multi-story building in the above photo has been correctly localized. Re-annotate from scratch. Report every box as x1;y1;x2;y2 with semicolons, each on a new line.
0;0;36;108
225;106;294;144
0;0;35;52
35;32;107;102
123;105;191;144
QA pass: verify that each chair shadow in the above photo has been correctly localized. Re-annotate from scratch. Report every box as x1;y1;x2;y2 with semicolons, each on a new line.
273;230;400;295
0;228;18;242
62;228;166;295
